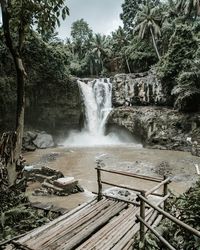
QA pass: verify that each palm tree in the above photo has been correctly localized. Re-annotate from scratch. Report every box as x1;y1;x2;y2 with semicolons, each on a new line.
91;34;110;75
176;0;200;19
112;26;131;73
134;4;162;60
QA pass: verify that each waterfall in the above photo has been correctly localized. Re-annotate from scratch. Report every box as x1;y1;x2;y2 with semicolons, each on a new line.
78;78;112;136
64;78;140;147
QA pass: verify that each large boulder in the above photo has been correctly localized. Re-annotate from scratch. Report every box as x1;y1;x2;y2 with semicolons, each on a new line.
33;131;54;149
23;131;55;150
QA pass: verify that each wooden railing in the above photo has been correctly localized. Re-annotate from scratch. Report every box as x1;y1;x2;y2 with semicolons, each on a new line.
95;160;169;202
136;194;200;250
95;161;200;249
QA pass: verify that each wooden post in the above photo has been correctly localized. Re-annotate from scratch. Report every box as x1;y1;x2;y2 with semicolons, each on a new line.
140;191;146;247
163;176;168;211
96;159;103;201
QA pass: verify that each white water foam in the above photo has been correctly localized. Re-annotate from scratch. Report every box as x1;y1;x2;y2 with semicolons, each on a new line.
64;78;141;147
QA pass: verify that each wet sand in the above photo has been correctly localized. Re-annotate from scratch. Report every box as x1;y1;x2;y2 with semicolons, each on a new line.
25;145;200;210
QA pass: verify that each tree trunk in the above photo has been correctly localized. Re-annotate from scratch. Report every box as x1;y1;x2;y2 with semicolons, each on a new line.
14;57;25;180
89;59;94;76
150;27;161;60
101;58;104;73
1;1;25;186
125;56;131;73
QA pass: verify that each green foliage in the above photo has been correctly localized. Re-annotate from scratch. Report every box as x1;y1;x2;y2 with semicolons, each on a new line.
133;180;200;249
71;19;93;46
24;33;70;81
6;0;69;38
124;37;157;72
156;24;198;97
120;0;144;32
163;179;200;249
134;3;163;59
177;0;200;19
120;0;160;32
172;71;200;111
70;19;93;60
0;204;50;240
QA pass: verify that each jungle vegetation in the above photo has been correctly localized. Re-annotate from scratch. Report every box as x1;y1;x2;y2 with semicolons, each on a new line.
0;0;200;246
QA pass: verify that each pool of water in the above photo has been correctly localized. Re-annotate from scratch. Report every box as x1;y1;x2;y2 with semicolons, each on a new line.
25;145;200;210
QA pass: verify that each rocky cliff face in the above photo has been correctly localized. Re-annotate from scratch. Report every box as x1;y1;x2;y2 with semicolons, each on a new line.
0;77;82;134
111;72;166;107
108;106;200;152
26;77;82;134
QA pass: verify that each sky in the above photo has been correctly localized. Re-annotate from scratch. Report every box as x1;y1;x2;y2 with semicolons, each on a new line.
58;0;124;39
0;0;124;39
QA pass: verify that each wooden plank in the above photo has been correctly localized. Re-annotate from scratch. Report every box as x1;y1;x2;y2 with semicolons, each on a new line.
152;214;163;229
107;208;153;250
17;197;97;244
52;202;126;250
122;238;134;250
97;210;139;250
58;202;128;250
77;205;137;250
40;200;117;249
95;167;163;182
146;210;158;228
28;199;114;249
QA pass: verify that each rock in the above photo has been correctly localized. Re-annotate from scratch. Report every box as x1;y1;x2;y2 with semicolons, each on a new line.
24;144;37;151
154;161;172;177
33;131;55;149
23;131;55;151
24;165;64;181
33;178;84;196
54;177;76;188
191;141;200;157
112;71;167;107
108;106;200;152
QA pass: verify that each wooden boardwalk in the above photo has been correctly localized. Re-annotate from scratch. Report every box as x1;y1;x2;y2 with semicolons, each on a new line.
8;167;200;250
14;197;157;250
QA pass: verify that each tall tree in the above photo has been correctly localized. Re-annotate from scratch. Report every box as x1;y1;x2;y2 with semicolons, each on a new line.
134;4;162;59
71;19;93;59
111;26;131;72
120;0;144;32
0;0;69;186
120;0;160;32
91;34;110;75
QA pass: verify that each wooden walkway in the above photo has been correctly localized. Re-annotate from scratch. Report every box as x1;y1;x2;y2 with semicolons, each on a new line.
7;166;200;250
14;197;158;250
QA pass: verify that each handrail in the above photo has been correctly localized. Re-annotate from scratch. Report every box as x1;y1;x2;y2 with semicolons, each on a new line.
136;215;176;250
137;194;200;238
145;177;171;197
95;167;163;183
101;180;163;197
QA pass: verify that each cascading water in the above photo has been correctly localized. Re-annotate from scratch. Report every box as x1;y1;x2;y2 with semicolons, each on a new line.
78;78;112;136
64;78;141;146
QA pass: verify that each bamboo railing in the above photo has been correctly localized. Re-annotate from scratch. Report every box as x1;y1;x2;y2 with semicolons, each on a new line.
136;194;200;249
95;162;200;249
